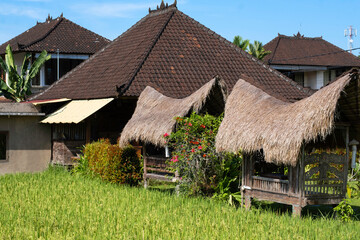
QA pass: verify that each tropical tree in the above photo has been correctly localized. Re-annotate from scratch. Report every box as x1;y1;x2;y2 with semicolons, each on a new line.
233;36;271;61
233;35;250;51
248;40;271;60
0;44;50;102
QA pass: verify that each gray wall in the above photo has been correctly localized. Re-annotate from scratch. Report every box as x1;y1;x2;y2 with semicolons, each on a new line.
0;116;51;174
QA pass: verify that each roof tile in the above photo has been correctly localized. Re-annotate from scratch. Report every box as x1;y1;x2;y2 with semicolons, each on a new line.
32;7;309;102
0;16;110;54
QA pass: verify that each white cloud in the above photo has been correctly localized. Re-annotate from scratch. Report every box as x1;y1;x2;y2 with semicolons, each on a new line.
0;4;47;19
71;2;159;18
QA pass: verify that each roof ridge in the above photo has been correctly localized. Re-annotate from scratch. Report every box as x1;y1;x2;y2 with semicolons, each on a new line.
118;9;176;96
176;11;310;101
267;36;281;64
29;8;174;101
278;34;322;40
19;17;63;50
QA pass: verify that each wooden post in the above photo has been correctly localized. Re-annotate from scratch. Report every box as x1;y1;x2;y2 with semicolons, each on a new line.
343;126;350;196
295;144;305;217
143;145;148;189
241;154;246;208
244;195;252;210
86;120;91;144
292;204;302;217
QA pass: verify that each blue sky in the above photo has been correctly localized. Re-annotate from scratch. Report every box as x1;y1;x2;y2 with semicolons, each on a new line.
1;0;360;55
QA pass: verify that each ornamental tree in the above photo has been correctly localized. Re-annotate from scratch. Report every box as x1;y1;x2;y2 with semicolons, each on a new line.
165;112;241;197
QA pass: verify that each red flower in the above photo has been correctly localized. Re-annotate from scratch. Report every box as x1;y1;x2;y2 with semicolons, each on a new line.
203;154;206;157
191;148;195;153
200;124;206;128
163;133;169;137
198;146;202;150
188;122;192;126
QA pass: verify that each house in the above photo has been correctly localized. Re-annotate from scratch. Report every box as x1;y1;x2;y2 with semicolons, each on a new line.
264;33;360;90
0;14;110;94
216;70;360;216
30;1;309;164
0;103;51;174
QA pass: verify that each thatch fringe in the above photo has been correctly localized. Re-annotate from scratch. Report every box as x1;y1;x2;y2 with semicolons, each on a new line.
215;73;354;166
119;77;227;147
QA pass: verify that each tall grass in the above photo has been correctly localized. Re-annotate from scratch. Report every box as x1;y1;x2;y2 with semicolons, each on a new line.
0;167;358;239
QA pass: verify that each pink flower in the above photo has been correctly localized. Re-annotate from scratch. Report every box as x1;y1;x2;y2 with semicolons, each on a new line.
198;146;202;150
171;155;179;163
191;148;195;153
163;133;169;137
188;123;192;126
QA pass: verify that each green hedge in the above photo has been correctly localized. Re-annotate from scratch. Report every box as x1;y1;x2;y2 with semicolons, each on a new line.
77;139;142;185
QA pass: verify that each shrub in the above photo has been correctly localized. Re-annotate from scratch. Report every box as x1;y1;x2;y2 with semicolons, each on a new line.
165;113;242;197
74;139;142;185
334;199;354;222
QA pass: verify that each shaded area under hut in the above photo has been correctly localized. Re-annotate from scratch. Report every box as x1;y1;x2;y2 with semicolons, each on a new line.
120;77;227;185
216;69;360;216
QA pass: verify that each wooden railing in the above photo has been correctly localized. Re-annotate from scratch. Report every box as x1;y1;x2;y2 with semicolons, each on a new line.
144;155;175;182
304;153;346;198
252;176;289;194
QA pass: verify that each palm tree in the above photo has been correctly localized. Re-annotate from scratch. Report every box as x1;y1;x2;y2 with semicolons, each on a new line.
0;44;50;102
248;40;271;60
233;36;250;51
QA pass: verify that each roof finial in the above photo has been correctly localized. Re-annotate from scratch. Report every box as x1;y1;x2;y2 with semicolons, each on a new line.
46;14;53;22
60;12;63;18
294;32;304;38
149;0;177;13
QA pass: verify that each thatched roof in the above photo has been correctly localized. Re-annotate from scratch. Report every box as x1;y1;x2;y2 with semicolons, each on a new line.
216;73;355;166
119;77;227;147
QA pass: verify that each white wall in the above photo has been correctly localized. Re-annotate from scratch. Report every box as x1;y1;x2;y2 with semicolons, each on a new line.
304;71;318;89
304;70;334;90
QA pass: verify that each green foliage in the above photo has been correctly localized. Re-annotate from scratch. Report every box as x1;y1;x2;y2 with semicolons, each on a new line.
334;199;354;222
0;169;360;239
166;113;241;197
212;158;242;206
233;35;250;51
0;44;50;102
76;139;142;185
248;40;272;60
232;36;271;60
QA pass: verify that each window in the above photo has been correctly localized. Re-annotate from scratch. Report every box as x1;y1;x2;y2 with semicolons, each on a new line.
0;132;8;161
294;72;304;87
32;58;85;87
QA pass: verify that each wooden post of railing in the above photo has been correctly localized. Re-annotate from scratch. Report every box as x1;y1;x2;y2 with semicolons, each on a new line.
143;145;148;189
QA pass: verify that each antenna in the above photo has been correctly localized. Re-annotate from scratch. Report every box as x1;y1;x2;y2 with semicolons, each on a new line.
345;25;357;54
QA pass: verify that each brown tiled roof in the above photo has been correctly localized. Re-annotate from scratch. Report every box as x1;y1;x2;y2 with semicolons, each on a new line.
32;6;309;103
0;15;110;54
264;33;360;67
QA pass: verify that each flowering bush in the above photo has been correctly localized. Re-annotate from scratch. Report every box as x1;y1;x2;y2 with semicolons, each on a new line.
165;112;241;196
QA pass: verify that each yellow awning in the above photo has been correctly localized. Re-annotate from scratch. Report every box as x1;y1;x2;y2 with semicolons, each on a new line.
41;98;114;124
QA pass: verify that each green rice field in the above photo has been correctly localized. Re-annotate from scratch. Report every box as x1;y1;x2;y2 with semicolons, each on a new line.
0;167;359;239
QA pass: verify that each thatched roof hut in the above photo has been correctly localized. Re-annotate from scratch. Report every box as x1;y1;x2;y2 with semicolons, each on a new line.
216;72;357;166
120;77;227;148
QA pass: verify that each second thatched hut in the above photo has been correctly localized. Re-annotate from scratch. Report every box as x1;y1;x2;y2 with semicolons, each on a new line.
216;70;360;216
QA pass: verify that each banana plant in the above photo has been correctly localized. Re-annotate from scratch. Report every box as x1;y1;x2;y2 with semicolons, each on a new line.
0;44;51;102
